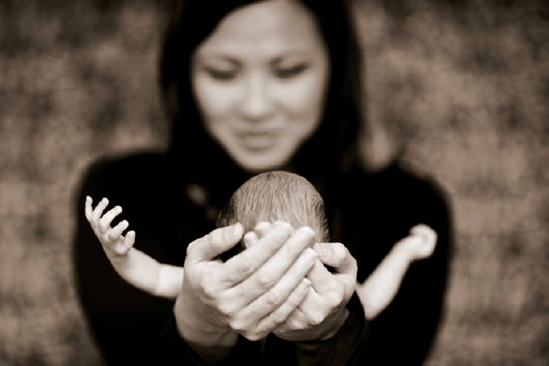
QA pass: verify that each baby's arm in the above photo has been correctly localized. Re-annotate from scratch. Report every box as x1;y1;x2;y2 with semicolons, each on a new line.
85;196;183;299
356;225;437;320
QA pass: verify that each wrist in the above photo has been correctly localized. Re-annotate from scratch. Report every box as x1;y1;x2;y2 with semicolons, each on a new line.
174;293;237;343
174;295;239;363
395;237;417;261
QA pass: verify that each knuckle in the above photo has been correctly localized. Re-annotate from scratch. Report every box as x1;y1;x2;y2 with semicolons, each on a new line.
200;277;219;300
234;257;255;278
243;331;264;342
334;284;345;301
255;272;275;290
99;220;108;231
107;231;117;242
217;301;236;319
308;311;325;326
265;291;283;308
327;286;345;307
228;319;248;334
272;310;289;326
286;317;304;330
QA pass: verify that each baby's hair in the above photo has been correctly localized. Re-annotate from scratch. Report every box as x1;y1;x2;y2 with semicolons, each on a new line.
217;171;330;259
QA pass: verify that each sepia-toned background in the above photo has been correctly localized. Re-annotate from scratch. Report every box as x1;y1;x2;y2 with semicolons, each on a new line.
1;0;548;365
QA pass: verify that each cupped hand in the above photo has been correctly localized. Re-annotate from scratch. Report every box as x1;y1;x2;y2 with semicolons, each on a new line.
85;196;135;258
174;221;318;347
273;242;358;342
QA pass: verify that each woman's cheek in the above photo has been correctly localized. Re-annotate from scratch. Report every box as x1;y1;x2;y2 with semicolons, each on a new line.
194;77;239;119
277;74;327;117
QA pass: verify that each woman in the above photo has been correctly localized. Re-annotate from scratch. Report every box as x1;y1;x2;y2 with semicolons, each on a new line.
72;0;452;365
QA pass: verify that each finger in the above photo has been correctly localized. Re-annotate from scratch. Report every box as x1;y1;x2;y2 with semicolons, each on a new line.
306;258;335;295
233;246;317;311
222;222;293;284
314;243;356;275
224;224;308;287
253;221;273;239
85;196;93;222
99;205;123;231
91;198;109;226
275;307;309;334
108;220;129;241
243;231;259;249
120;231;135;253
318;307;349;341
312;243;357;301
253;278;311;338
188;223;243;263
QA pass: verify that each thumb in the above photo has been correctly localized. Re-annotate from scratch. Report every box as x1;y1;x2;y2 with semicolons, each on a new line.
314;243;357;275
188;223;243;262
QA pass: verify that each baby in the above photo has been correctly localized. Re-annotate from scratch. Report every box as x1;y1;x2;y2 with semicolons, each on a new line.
85;171;436;320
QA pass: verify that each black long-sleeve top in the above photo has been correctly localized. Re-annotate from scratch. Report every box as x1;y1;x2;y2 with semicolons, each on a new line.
72;152;452;365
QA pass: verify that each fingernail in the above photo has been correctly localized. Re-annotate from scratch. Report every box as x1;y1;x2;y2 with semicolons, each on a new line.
306;247;317;260
229;223;242;240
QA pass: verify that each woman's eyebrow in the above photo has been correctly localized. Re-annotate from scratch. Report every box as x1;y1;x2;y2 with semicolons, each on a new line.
198;54;241;66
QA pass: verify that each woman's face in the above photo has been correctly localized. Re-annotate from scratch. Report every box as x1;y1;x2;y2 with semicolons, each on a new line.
191;0;330;173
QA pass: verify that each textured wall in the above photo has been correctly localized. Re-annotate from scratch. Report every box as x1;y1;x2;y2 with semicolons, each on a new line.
1;0;547;365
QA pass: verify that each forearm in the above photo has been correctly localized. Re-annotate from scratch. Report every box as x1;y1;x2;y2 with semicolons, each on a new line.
109;249;182;299
356;240;412;319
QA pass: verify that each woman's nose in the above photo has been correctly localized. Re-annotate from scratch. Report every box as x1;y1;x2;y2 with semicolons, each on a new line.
239;74;272;122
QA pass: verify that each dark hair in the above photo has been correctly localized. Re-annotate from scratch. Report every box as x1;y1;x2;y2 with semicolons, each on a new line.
159;0;365;186
216;171;329;259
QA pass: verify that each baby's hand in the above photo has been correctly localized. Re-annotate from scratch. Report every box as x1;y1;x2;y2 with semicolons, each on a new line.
85;196;135;258
407;224;437;260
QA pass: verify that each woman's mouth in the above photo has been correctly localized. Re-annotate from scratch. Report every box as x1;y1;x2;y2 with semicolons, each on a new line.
240;131;278;151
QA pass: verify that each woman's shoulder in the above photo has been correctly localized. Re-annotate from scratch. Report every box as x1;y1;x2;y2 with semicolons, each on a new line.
351;160;450;209
76;151;171;200
345;160;453;237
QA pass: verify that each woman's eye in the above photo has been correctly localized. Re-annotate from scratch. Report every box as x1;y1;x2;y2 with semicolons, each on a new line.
205;67;238;81
275;64;308;79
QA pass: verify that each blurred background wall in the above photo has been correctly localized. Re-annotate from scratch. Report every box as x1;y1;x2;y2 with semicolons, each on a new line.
0;0;547;365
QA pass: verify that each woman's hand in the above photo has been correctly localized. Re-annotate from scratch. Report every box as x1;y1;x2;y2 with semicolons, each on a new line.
174;221;318;360
85;196;135;258
273;242;358;342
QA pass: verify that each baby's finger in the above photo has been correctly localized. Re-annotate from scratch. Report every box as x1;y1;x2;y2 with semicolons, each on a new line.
253;221;273;239
120;231;135;253
108;220;129;242
91;198;109;224
85;196;93;222
242;231;259;249
99;205;122;231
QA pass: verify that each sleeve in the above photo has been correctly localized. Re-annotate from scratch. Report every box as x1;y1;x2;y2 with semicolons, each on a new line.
156;313;262;365
361;182;453;366
72;162;184;365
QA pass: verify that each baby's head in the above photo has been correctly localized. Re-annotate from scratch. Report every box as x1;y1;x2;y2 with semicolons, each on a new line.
217;171;329;259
